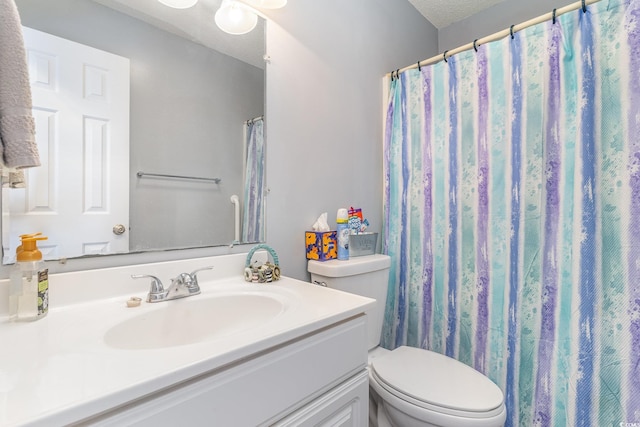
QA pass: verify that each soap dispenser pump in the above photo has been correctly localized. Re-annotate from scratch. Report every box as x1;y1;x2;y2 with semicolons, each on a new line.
9;234;49;321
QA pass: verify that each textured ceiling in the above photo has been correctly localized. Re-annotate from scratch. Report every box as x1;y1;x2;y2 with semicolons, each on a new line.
408;0;507;28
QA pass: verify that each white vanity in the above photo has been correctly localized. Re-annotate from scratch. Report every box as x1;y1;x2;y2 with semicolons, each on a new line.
0;253;375;426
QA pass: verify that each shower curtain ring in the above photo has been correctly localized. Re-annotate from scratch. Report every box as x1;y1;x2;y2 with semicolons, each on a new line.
473;39;479;52
443;50;449;63
582;0;586;13
510;24;515;39
417;61;421;71
552;8;557;24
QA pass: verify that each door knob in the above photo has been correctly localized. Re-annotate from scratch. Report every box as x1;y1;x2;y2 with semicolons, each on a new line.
113;224;126;235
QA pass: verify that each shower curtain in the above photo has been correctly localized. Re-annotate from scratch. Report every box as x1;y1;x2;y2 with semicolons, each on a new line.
382;0;640;425
242;118;265;243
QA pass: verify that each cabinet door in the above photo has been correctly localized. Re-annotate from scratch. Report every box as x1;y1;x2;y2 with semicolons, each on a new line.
274;371;369;427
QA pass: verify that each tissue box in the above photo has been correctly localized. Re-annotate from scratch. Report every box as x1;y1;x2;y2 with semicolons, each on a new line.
305;231;337;261
349;232;378;257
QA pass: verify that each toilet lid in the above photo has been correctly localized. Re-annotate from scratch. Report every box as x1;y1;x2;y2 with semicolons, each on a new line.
371;346;504;413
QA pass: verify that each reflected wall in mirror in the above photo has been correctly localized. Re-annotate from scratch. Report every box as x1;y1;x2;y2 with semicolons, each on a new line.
3;0;266;264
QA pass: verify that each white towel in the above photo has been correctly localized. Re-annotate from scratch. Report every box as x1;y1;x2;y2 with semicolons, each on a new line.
0;0;40;170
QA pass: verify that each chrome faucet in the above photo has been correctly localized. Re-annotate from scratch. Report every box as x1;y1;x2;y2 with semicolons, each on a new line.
131;266;214;303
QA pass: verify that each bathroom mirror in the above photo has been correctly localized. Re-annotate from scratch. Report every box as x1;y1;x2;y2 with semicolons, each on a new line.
3;0;266;263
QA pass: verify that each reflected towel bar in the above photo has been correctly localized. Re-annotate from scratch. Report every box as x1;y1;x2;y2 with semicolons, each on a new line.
136;171;221;184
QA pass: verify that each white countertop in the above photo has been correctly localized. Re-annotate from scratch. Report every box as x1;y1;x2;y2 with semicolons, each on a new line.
0;254;375;426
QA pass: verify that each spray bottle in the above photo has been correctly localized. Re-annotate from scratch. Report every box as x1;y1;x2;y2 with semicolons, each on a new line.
336;208;349;260
9;234;49;321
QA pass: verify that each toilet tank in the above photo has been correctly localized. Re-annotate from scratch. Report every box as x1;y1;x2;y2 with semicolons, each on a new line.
308;254;391;350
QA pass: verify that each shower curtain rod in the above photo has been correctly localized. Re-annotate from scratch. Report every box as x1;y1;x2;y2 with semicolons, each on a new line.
391;0;602;76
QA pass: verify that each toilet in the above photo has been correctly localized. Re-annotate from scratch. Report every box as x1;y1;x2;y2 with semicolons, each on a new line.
308;254;506;427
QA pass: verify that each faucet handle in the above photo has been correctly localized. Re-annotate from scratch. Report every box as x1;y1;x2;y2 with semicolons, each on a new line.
189;266;214;290
175;272;193;287
131;274;164;302
171;271;199;296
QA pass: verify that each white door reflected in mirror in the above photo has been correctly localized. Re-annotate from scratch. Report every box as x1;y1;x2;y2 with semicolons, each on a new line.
2;27;130;264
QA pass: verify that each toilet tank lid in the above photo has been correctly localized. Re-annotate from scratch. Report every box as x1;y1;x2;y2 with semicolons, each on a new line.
308;254;391;277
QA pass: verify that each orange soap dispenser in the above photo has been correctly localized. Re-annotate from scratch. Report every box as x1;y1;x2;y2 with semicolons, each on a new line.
9;234;49;321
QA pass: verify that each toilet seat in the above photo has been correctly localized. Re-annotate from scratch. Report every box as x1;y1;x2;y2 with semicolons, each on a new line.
370;346;505;419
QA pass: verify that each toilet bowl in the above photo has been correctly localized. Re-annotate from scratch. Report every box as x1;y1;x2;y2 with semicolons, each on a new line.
368;346;506;427
308;255;506;427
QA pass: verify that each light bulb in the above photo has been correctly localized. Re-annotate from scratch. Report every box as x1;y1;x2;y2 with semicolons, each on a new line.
157;0;198;9
215;1;258;35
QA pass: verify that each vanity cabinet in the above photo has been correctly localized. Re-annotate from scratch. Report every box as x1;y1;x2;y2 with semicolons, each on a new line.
81;316;369;427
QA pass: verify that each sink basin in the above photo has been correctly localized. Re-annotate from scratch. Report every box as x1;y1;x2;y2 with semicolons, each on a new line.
104;293;286;350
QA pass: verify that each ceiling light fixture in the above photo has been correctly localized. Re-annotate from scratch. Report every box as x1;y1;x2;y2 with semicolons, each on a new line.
215;0;258;35
241;0;287;8
214;0;287;35
157;0;198;9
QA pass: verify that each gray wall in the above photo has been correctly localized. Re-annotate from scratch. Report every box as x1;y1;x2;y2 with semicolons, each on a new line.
264;0;438;280
15;0;264;252
439;0;578;52
7;0;581;280
262;0;589;281
3;0;435;278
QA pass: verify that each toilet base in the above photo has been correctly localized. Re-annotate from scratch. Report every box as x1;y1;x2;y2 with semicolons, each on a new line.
370;383;438;427
380;399;439;427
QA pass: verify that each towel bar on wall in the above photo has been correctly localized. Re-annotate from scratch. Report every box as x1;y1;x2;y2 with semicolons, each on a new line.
136;171;221;184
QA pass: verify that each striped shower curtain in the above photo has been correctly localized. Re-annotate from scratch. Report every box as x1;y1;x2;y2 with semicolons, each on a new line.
242;118;265;243
382;0;640;425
